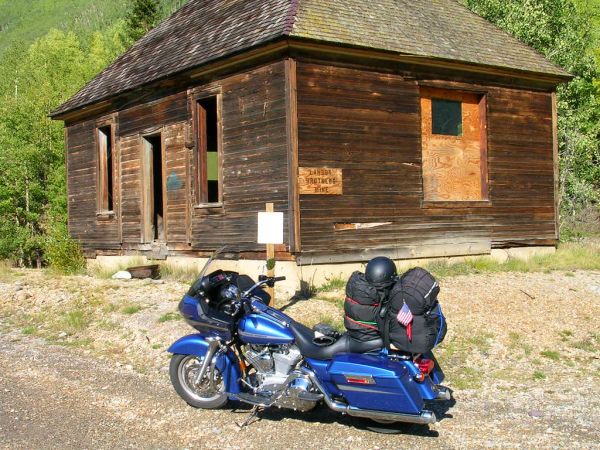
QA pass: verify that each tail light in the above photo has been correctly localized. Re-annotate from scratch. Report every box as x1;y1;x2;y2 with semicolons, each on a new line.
413;358;435;382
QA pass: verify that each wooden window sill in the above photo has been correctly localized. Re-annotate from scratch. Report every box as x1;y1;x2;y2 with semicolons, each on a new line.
96;211;116;220
194;202;223;209
421;200;492;209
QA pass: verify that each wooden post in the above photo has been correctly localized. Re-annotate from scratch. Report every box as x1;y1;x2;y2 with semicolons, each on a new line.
265;203;275;305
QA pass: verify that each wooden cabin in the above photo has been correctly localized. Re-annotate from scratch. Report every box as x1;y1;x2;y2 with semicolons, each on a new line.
51;0;571;272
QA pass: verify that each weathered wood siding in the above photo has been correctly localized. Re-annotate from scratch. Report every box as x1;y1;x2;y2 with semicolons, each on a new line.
65;61;289;255
296;62;555;257
66;119;120;253
189;61;289;252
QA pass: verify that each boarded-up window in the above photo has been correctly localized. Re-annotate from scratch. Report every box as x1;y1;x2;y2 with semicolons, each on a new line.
97;125;114;212
196;96;221;204
420;88;488;202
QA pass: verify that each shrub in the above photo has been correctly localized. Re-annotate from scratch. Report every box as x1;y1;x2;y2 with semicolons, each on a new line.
44;223;86;275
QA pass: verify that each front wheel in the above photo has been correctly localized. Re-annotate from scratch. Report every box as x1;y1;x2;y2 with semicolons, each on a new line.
169;354;228;409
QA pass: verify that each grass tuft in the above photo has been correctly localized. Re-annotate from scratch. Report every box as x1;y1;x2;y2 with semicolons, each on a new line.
317;276;347;292
158;312;180;323
121;305;142;315
426;243;600;278
540;350;560;361
533;371;547;380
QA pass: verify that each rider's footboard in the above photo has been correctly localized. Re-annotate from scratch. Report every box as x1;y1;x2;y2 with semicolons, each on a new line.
326;354;435;415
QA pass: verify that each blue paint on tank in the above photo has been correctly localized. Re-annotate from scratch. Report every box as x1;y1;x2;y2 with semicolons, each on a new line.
238;314;294;345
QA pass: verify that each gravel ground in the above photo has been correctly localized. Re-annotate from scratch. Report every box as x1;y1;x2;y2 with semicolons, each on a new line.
0;268;599;449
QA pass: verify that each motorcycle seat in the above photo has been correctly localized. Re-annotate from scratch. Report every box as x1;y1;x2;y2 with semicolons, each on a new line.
289;321;383;360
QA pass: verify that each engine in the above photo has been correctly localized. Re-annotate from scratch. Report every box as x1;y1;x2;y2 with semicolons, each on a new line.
243;344;321;412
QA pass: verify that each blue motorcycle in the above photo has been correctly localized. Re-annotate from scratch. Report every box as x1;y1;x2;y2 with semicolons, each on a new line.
168;250;450;429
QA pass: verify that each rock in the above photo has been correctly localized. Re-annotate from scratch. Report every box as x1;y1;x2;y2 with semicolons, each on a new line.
528;410;544;418
151;279;165;285
587;285;600;295
125;364;133;371
112;271;132;280
58;331;68;338
15;291;32;302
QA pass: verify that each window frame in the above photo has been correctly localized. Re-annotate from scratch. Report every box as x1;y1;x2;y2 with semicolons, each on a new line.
191;89;223;209
419;86;490;206
95;117;117;218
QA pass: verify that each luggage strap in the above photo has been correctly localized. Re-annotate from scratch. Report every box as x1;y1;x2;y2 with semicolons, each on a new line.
345;315;379;331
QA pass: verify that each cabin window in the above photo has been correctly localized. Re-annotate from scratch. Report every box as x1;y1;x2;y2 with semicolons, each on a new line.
196;96;221;205
420;87;489;202
97;125;115;213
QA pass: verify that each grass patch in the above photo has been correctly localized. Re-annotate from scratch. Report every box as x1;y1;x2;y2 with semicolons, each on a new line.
22;325;37;335
159;262;199;283
466;332;494;356
540;350;560;361
317;276;346;292
0;260;15;282
88;257;146;279
451;367;483;390
158;312;180;323
151;343;163;350
426;243;600;278
533;371;547;380
572;337;597;353
62;310;89;333
121;305;142;315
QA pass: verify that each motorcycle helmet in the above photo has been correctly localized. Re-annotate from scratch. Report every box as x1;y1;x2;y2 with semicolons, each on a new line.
365;256;397;288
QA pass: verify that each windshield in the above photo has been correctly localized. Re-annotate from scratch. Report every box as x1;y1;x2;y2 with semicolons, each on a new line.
196;245;227;282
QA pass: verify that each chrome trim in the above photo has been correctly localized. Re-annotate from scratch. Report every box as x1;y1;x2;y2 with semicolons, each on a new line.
194;338;220;385
304;368;436;425
336;385;396;395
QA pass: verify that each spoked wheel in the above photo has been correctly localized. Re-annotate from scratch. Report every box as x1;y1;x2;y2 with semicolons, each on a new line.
169;354;228;409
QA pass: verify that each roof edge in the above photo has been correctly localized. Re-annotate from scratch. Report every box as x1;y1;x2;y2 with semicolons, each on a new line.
283;0;300;35
51;37;573;122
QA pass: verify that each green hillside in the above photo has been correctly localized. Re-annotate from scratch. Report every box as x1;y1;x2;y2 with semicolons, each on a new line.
0;0;185;56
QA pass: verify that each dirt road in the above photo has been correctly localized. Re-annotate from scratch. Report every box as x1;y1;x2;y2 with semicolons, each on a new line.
1;269;600;449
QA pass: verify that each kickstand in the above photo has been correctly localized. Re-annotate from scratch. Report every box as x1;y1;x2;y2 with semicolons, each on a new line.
236;405;262;429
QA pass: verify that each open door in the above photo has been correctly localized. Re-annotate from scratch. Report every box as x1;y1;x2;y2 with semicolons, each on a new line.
141;134;165;243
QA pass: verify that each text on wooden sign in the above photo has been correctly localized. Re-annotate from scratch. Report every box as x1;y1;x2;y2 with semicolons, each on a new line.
298;167;343;195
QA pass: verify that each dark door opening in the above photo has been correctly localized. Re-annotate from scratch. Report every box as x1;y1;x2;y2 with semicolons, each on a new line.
142;134;165;243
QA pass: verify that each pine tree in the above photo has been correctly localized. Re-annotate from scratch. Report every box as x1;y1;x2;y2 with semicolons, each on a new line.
125;0;161;44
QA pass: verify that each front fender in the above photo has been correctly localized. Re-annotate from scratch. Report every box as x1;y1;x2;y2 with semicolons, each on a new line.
168;334;241;394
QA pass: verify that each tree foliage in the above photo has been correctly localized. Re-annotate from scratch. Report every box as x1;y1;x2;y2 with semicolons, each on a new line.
461;0;600;229
124;0;161;44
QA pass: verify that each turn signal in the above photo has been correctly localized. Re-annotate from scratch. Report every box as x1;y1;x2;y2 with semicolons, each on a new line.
416;358;435;375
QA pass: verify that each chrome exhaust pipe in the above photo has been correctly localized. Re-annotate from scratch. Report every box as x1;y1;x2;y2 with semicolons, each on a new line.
305;370;437;425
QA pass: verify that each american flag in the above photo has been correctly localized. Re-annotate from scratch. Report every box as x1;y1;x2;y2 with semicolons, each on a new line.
397;302;414;341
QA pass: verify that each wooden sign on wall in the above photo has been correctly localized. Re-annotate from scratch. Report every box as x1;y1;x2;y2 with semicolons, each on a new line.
298;167;343;195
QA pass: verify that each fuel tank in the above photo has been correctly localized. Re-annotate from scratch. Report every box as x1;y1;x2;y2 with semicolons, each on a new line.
238;313;294;345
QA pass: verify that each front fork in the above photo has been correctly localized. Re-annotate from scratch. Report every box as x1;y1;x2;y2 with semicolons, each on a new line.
194;338;225;389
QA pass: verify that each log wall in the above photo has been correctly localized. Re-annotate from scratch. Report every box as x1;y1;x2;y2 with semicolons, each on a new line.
65;61;289;256
296;62;555;258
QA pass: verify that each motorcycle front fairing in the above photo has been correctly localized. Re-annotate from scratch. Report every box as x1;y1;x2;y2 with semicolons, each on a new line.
168;334;242;395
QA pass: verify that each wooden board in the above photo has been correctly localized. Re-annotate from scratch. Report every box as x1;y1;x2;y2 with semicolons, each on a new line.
420;87;485;202
298;167;343;195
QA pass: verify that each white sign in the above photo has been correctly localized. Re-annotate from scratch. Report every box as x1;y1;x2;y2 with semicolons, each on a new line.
257;212;284;244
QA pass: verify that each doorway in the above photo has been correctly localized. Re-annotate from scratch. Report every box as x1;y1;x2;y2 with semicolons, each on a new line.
142;134;165;243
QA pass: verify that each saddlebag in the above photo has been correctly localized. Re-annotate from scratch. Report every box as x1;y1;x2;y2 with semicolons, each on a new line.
344;271;382;342
378;268;447;354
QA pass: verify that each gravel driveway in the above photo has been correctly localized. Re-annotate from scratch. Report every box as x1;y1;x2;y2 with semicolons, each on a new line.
0;269;599;449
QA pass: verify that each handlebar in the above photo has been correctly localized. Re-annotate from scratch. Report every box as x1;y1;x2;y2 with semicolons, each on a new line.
241;276;286;298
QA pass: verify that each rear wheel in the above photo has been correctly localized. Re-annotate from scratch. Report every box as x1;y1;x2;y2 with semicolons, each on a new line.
169;354;228;409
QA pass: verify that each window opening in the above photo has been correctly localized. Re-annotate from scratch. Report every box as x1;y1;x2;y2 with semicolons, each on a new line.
142;135;165;242
432;99;462;136
197;96;220;204
98;125;114;212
